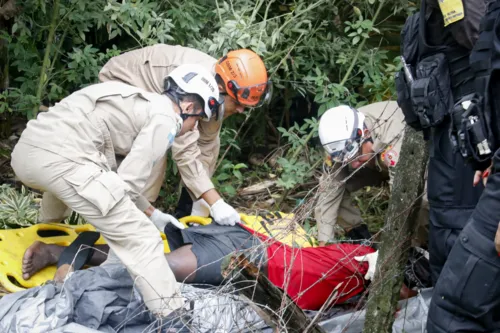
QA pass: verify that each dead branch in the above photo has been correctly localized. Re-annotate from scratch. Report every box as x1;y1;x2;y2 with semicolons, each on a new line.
0;0;18;20
238;180;277;196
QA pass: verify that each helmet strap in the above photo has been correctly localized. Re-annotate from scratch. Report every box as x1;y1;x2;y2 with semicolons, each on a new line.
218;101;225;120
165;89;205;121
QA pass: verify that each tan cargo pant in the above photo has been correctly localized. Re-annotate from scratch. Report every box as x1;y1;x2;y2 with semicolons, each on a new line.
11;143;182;316
39;154;167;223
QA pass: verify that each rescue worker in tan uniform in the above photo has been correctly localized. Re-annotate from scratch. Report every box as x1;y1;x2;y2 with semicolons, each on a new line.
315;101;429;248
11;64;222;317
38;45;271;226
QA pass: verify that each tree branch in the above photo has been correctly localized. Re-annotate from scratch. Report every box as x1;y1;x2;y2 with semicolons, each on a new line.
0;0;19;20
32;0;59;119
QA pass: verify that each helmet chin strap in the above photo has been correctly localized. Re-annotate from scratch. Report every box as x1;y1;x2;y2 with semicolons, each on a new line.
218;102;225;120
166;91;203;121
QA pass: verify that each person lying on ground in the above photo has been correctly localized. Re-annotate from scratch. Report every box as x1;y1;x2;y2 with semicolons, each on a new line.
22;218;430;311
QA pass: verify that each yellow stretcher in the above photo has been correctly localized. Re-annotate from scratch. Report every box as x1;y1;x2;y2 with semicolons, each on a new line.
0;212;314;293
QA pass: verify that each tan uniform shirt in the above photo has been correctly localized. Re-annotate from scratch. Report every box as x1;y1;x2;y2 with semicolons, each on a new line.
14;82;185;314
99;44;220;199
19;81;182;212
315;101;409;242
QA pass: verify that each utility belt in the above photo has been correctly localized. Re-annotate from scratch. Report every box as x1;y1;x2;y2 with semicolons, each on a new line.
449;93;493;163
396;52;454;136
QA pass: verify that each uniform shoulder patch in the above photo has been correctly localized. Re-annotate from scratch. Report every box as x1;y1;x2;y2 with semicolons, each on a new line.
438;0;465;27
167;127;177;149
324;155;333;168
380;146;399;167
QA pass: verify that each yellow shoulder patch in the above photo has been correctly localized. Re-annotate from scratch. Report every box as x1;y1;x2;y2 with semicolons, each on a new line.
438;0;465;27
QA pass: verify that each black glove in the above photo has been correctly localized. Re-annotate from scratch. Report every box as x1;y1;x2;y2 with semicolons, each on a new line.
470;157;492;173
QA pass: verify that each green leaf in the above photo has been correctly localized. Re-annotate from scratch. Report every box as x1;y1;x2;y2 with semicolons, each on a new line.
233;163;248;170
216;173;231;181
353;36;360;45
221;163;234;170
233;170;243;180
222;185;237;197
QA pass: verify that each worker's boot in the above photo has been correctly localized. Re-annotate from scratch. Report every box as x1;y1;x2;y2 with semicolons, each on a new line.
174;187;194;219
345;224;372;242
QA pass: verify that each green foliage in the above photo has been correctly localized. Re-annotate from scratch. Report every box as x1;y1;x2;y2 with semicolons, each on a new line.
0;185;39;229
277;118;318;152
1;0;409;214
212;161;248;198
0;185;86;227
2;0;176;118
103;0;175;43
219;127;241;157
354;185;390;234
275;118;320;190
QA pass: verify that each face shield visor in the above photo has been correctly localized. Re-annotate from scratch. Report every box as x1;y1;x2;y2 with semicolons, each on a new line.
226;80;273;108
322;109;363;163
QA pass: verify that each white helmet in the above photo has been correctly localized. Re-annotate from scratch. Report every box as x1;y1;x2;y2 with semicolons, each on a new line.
318;105;366;163
165;64;222;121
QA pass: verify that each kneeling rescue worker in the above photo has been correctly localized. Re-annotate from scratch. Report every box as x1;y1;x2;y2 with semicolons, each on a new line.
315;101;429;249
37;45;271;227
10;64;220;317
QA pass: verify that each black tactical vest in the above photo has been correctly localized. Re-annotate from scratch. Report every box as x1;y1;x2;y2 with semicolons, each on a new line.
419;1;476;102
396;0;476;133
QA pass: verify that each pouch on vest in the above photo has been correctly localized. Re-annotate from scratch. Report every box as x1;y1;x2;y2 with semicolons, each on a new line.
465;0;500;168
396;13;421;130
411;53;454;129
450;93;493;164
450;94;481;158
395;71;421;130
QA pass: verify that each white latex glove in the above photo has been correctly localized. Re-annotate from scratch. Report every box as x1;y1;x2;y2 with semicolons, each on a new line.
191;198;210;217
150;209;185;231
209;199;240;226
354;250;379;281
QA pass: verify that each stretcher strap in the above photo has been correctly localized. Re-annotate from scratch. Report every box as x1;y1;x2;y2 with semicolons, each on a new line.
57;231;101;270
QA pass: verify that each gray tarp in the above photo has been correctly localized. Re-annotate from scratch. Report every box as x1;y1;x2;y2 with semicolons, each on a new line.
0;264;265;333
315;288;432;333
0;264;432;333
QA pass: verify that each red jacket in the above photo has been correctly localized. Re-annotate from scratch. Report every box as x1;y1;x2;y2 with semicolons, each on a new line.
241;225;375;310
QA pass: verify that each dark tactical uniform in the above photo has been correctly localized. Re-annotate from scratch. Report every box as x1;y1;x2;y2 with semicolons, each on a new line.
428;1;500;332
423;0;486;284
396;0;486;284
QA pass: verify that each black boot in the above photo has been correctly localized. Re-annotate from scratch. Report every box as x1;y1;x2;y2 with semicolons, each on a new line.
174;187;194;219
345;224;372;241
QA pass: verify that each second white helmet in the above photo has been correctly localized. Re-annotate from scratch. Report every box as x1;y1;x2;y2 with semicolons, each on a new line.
318;105;366;163
165;64;222;121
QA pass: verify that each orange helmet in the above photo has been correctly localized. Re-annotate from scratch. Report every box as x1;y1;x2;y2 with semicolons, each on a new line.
215;49;272;108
